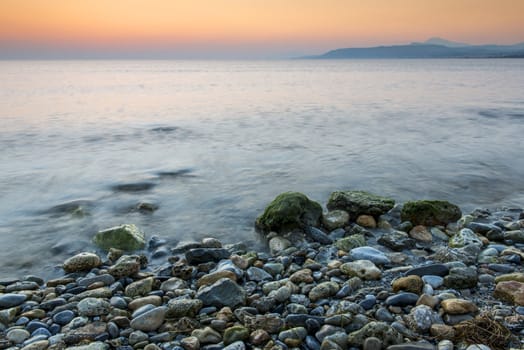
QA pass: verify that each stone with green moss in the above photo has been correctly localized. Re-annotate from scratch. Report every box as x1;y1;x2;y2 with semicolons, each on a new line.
327;191;394;218
223;325;250;345
401;200;461;226
93;224;146;251
334;234;366;251
255;192;322;233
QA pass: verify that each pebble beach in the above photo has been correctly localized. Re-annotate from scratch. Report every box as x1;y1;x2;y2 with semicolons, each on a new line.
1;190;524;350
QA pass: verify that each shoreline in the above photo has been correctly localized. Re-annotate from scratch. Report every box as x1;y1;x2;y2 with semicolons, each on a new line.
1;190;524;349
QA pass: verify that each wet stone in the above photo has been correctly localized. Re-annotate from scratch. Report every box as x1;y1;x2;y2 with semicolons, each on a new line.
385;292;419;307
406;264;449;277
0;293;27;308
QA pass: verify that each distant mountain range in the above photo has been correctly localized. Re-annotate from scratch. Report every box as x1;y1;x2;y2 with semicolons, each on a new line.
307;37;524;59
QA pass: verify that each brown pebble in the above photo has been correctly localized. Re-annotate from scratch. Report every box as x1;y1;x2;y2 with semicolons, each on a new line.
392;275;424;294
430;324;455;340
356;215;377;228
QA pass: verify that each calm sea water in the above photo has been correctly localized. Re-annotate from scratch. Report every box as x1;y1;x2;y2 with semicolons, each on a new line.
1;59;524;278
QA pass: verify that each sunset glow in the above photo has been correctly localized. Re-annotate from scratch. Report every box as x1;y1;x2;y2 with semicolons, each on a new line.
1;0;523;58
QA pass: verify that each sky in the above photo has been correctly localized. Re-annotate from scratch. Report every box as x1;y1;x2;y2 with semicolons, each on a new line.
1;0;523;59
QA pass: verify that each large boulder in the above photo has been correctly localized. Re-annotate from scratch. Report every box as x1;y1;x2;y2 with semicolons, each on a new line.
255;192;322;233
327;191;394;218
400;200;461;226
93;224;146;251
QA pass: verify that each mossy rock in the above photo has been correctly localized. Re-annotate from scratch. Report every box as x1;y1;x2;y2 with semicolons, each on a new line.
326;190;395;218
93;224;146;251
401;200;461;226
334;234;366;251
255;192;322;234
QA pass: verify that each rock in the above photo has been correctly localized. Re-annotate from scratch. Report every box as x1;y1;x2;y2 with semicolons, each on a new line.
409;225;432;242
160;277;187;291
108;255;141;278
223;326;249;345
223;341;246;350
449;228;483;248
197;270;237;287
306;226;333;244
269;236;291;255
7;328;30;344
378;231;415;251
63;252;102;273
180;336;200;350
278;327;307;347
440;299;478;314
494;281;524;305
385;292;419;307
192;326;222;344
167;299;203;318
392;275;424;294
401;200;461;226
407;305;442;332
127;295;161;310
405;264;449;277
341;260;381;280
363;337;382;350
53;310;75;325
356;215;377;228
327;191;395;218
255;192;322;233
349;246;390;265
196;278;246;308
185;248;231;264
322;210;350;231
387;344;436;350
289;269;314;284
78;274;115;287
250;329;271;345
125;277;154;297
93;224;146;251
504;230;524;243
334;234;366;251
495;273;524;283
21;340;50;350
309;282;340;302
443;267;478;289
0;293;27;308
130;306;166;331
77;298;111;316
430;324;455;340
347;321;403;347
247;267;273;282
112;182;155;192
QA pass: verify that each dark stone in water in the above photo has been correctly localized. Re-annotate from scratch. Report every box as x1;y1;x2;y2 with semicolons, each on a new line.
150;126;178;133
285;314;324;327
185;248;231;264
44;200;94;217
385;292;419;307
156;168;195;178
111;182;156;192
306;226;333;245
405;264;449;277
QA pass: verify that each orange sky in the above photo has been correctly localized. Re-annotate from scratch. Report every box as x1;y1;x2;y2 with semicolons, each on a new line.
1;0;523;58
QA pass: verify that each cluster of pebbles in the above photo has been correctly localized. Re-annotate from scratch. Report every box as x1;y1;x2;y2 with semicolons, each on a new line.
1;190;524;350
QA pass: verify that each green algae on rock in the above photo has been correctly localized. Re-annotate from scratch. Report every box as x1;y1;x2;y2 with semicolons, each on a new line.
401;200;461;226
93;224;146;251
326;190;395;218
255;192;322;233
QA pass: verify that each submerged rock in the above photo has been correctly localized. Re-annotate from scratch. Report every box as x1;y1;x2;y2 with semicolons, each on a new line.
400;200;461;226
93;224;146;251
255;192;322;233
327;190;395;218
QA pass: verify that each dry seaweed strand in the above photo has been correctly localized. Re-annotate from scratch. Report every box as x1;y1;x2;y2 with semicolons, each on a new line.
453;314;514;350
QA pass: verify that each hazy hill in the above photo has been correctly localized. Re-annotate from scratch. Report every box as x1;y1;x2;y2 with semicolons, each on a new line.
310;38;524;59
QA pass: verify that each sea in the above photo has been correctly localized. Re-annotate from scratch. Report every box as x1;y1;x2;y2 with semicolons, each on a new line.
1;59;524;278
